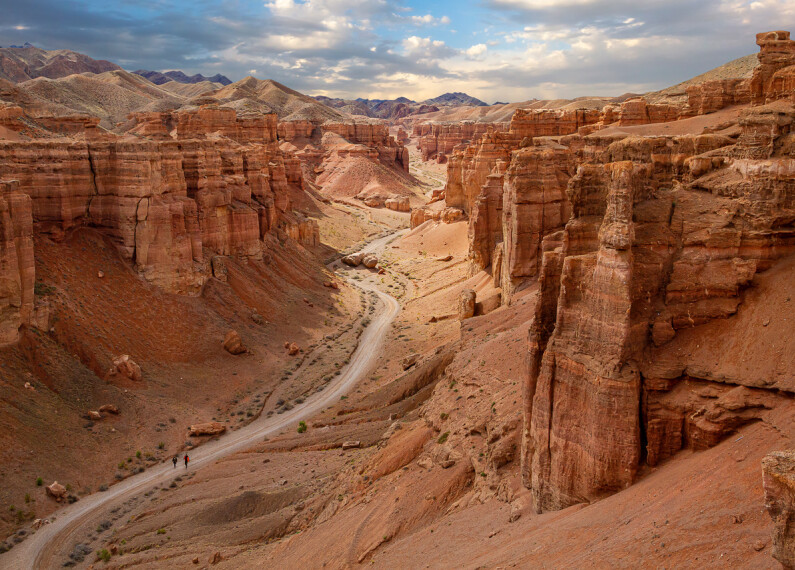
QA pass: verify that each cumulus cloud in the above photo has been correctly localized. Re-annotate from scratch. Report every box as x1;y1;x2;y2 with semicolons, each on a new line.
465;44;488;57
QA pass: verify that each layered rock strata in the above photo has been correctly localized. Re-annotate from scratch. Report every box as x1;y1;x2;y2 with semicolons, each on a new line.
0;105;319;343
522;104;795;512
413;122;509;162
0;180;34;344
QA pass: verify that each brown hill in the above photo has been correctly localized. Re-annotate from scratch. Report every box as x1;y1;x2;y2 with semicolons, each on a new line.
213;77;345;123
19;70;182;127
0;45;120;83
645;53;758;104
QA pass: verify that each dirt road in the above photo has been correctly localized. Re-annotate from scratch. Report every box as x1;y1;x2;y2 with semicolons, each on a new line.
1;260;401;569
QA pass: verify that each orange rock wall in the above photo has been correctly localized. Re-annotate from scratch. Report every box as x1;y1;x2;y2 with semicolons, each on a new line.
0;107;318;301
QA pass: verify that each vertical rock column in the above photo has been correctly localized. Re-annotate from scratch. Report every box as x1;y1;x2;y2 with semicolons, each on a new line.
0;180;34;345
526;162;650;512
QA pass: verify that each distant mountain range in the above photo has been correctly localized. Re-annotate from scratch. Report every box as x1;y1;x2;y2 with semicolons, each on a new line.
133;69;232;86
423;92;488;107
315;92;489;120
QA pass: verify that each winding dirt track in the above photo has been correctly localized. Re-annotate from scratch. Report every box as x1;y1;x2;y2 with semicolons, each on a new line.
1;236;403;570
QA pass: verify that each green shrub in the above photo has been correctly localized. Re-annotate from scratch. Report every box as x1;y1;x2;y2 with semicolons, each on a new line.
96;549;111;562
297;421;307;434
36;477;43;487
157;442;165;450
135;450;142;459
437;432;449;444
34;282;56;296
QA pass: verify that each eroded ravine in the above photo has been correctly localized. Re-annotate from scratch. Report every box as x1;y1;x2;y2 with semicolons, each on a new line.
1;239;403;570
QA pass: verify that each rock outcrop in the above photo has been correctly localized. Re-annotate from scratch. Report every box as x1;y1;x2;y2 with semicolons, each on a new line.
414;121;509;162
751;31;795;104
0;104;319;303
522;104;795;513
385;196;410;212
763;450;795;568
0;180;33;345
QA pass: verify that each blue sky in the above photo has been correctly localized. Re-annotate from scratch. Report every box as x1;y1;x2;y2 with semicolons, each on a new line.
1;0;792;102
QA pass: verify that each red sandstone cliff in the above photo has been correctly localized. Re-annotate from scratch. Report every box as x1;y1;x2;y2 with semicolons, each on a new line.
412;31;795;515
0;104;321;343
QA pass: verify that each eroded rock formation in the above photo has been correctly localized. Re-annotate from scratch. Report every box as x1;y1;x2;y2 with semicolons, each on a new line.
0;180;33;345
416;31;795;517
522;103;795;512
413;122;509;162
0;103;322;344
764;450;795;568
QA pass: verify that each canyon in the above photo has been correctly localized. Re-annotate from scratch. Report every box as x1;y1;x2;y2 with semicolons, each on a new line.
0;29;793;570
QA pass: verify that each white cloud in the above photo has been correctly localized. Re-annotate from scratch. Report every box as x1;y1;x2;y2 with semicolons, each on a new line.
466;44;488;57
409;14;451;26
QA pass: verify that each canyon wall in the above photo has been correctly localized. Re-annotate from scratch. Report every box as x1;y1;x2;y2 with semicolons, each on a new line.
417;31;795;514
278;119;410;173
0;105;320;343
413;122;509;162
524;109;795;511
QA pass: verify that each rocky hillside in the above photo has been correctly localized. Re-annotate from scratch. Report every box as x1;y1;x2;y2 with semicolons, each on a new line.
0;45;120;82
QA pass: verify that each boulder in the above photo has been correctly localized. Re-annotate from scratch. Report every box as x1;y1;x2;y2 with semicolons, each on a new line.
342;252;364;266
87;411;102;421
189;422;226;436
363;196;384;208
46;481;66;501
210;551;222;565
475;292;502;316
223;330;246;355
763;450;795;568
362;254;378;268
288;343;300;356
109;355;142;382
323;280;339;289
342;440;361;450
385;196;410;212
99;404;119;415
458;289;476;320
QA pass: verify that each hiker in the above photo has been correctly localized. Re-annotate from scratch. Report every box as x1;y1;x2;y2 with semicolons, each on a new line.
184;454;189;469
172;456;177;468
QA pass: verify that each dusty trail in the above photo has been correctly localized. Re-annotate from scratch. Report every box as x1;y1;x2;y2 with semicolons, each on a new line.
1;237;403;570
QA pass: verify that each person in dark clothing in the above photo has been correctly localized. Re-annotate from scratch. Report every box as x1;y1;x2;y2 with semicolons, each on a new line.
184;454;189;469
172;456;178;468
